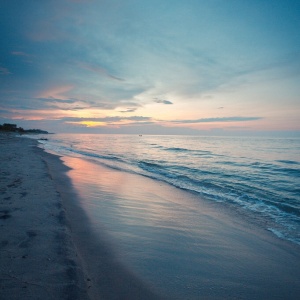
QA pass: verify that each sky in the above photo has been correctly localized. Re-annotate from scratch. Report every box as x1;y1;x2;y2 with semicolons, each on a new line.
0;0;299;136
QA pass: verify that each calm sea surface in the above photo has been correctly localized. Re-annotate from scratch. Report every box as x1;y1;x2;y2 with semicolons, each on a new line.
37;134;300;246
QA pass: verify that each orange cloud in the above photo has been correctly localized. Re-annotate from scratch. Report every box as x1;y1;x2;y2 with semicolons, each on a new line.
73;121;106;127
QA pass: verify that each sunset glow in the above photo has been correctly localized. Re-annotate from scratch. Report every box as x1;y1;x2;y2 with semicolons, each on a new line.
0;1;299;136
74;121;106;128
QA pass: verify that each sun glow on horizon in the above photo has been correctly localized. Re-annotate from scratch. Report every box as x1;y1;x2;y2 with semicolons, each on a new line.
0;1;299;135
72;121;106;127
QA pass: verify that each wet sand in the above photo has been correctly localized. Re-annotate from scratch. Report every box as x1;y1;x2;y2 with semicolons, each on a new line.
57;156;300;300
1;133;300;299
0;133;159;300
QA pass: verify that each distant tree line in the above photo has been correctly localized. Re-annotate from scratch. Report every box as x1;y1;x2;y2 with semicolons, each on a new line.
0;123;48;134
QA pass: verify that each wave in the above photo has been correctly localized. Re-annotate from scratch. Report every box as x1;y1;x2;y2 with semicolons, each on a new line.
276;167;300;177
40;135;300;246
165;147;190;152
276;160;300;165
247;161;300;178
43;142;125;163
164;147;212;155
136;160;300;245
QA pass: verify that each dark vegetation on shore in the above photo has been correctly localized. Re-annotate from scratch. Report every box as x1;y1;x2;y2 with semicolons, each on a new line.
0;123;49;134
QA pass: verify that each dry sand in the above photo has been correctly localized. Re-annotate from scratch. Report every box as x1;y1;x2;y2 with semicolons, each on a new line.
0;133;89;300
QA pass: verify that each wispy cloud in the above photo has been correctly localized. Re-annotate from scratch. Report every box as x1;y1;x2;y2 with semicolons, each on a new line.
0;108;17;116
79;63;124;82
121;121;156;126
1;0;299;134
36;98;127;111
1;96;91;112
11;51;31;57
119;108;138;113
171;117;262;124
62;116;151;123
37;85;74;99
0;66;12;75
153;98;173;105
36;98;78;104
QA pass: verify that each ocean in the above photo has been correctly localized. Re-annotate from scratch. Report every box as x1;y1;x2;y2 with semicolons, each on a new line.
37;134;300;246
25;133;300;298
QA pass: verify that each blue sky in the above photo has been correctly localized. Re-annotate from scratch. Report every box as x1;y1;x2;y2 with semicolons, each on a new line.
0;0;299;135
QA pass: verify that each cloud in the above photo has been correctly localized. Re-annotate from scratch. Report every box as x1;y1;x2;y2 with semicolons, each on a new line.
121;121;156;126
119;108;138;113
1;1;299;134
0;109;18;117
171;116;262;124
36;97;119;111
45;104;88;111
33;97;125;111
62;116;152;123
37;85;74;99
36;98;78;104
0;66;12;75
11;51;31;57
1;96;93;112
153;98;173;105
79;63;124;82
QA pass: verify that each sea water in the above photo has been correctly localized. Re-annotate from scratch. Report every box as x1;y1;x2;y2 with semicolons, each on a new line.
36;134;300;246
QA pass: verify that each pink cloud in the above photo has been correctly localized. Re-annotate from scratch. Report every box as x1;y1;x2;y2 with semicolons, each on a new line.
37;85;74;99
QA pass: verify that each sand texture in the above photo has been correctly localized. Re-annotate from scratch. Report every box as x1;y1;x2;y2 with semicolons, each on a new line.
0;134;88;300
0;134;159;300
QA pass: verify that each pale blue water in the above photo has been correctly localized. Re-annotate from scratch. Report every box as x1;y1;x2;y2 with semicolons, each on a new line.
36;134;300;246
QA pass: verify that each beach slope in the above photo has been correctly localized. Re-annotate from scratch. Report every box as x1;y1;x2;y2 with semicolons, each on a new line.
0;134;88;300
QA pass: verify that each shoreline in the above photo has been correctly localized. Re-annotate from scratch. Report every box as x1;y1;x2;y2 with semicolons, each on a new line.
57;155;300;299
41;139;160;300
1;133;300;299
0;133;160;300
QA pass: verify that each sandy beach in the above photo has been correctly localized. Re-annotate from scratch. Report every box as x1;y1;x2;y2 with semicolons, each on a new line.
0;134;158;300
0;134;89;300
1;133;300;299
59;155;300;300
